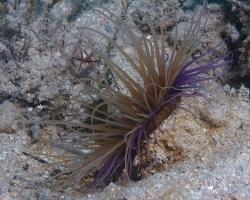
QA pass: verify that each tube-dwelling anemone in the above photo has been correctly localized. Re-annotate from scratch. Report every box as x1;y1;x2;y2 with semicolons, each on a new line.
40;1;233;189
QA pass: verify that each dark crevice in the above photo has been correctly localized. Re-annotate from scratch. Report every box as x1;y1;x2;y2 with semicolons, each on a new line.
0;95;13;104
220;1;250;89
227;74;250;89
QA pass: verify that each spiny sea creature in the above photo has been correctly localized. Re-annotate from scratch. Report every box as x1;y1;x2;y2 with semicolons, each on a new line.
36;1;232;189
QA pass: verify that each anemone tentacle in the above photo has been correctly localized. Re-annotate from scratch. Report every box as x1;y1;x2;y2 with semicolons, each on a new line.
91;45;232;187
35;1;233;189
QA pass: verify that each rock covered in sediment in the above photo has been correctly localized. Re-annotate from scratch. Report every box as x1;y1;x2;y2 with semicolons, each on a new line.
225;0;250;86
83;85;250;200
0;0;249;199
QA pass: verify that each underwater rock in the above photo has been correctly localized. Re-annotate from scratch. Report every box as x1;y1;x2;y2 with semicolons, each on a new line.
0;101;21;132
225;0;250;88
131;0;183;33
0;0;249;199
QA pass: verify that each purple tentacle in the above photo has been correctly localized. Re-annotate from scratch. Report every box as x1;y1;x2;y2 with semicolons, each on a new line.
91;42;233;188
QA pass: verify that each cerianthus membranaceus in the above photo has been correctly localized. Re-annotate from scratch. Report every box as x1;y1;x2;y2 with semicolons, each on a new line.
38;0;233;189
